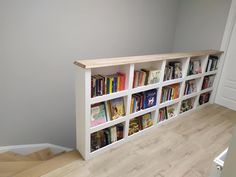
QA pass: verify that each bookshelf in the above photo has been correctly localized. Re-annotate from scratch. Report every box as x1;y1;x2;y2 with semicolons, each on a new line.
74;50;223;160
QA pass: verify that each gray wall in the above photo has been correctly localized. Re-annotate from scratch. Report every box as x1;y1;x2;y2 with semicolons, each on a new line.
0;0;180;148
172;0;232;51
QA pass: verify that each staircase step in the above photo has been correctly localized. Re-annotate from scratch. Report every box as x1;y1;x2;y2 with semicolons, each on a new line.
0;152;34;162
12;150;80;177
26;148;54;161
0;161;42;177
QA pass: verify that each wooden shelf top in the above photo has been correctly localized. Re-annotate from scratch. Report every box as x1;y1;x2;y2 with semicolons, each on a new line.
74;50;223;69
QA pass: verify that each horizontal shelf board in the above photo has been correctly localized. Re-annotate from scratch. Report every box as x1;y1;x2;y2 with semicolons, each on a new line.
162;78;183;86
157;115;178;126
74;50;223;69
182;92;199;100
91;90;129;104
89;138;126;158
90;116;127;133
179;108;195;116
127;125;156;141
185;73;203;81
131;83;160;94
204;70;218;76
197;102;211;109
200;87;213;94
159;98;180;108
129;106;158;119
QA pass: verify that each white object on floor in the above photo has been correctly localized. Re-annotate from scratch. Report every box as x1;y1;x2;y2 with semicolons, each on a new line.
0;143;72;155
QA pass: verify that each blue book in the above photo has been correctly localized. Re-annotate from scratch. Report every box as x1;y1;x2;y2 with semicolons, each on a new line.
144;89;157;109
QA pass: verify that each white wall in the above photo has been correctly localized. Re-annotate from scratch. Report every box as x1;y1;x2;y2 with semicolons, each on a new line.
172;0;232;51
0;0;180;147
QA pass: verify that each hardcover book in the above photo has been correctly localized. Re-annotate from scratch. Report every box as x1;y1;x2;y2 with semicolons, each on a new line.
91;103;107;127
108;97;125;120
143;89;157;109
142;113;153;129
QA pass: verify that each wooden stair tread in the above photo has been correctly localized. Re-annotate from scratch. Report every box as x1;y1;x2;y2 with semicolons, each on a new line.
0;152;34;162
27;148;54;161
12;150;81;177
0;161;42;177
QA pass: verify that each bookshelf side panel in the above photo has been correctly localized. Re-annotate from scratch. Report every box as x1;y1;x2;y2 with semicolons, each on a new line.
75;67;91;160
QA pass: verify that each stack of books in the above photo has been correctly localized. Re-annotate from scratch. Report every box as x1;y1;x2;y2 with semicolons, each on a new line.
91;72;126;97
130;89;157;113
199;92;211;105
184;80;197;95
128;113;153;136
158;105;176;122
164;61;182;81
202;75;215;90
90;123;124;152
180;98;195;113
161;84;180;103
133;69;161;88
206;55;219;72
188;60;202;75
91;97;125;127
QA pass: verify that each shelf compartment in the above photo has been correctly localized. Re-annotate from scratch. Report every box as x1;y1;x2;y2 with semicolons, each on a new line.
163;58;188;82
201;75;215;90
187;55;207;76
90;122;125;153
128;111;155;136
91;90;129;104
205;55;220;73
198;91;212;106
133;61;163;88
180;97;196;114
158;103;178;123
160;83;181;103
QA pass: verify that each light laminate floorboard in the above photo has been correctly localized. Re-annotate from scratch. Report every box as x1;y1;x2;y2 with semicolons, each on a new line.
44;104;236;177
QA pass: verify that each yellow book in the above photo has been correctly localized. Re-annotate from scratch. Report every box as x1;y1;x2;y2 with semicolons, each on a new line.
109;77;113;93
130;97;134;113
117;75;120;92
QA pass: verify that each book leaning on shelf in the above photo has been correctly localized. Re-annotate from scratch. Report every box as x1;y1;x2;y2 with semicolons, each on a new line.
202;75;215;90
133;68;161;88
91;72;126;97
188;60;202;75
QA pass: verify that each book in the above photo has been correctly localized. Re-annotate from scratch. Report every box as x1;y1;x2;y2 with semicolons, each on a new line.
116;123;124;140
129;118;141;135
199;92;211;105
91;130;106;152
147;69;161;84
180;98;195;113
202;75;215;90
110;126;117;143
142;113;153;129
91;103;107;127
108;97;125;120
167;105;175;118
188;60;202;75
143;89;157;109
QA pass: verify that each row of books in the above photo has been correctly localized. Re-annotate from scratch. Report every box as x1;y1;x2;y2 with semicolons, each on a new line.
130;89;157;113
164;61;182;81
91;73;126;97
91;97;125;127
180;98;195;113
161;84;180;103
133;69;161;88
91;123;124;152
202;75;215;90
188;60;202;75
184;80;197;95
206;55;219;72
158;105;176;122
128;113;153;135
199;92;211;105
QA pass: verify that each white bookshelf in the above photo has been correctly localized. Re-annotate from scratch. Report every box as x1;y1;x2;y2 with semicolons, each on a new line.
74;50;223;160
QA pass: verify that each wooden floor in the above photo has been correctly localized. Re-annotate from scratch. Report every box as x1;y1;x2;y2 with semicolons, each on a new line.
44;104;236;177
